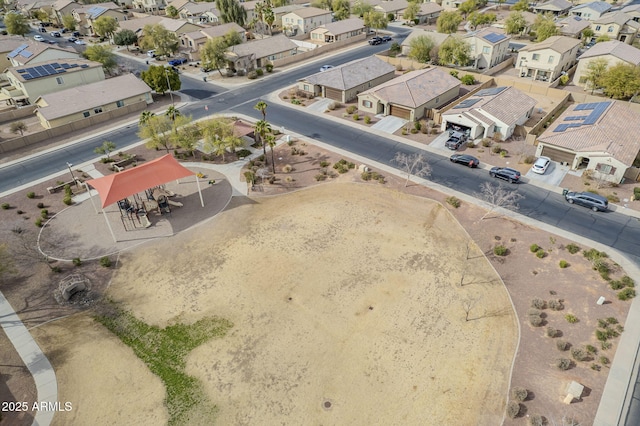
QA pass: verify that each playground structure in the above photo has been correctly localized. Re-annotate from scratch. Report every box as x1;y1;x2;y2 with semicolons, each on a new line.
116;186;186;231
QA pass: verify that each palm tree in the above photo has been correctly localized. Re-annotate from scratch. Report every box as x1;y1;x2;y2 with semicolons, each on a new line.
264;133;277;174
254;100;268;121
254;119;271;157
165;105;181;121
139;110;155;126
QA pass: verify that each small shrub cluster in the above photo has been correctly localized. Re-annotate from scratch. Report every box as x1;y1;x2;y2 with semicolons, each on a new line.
559;260;569;268
333;159;355;174
548;299;564;311
565;314;579;323
26;191;35;199
290;147;306;156
481;138;492;147
291;99;302;105
530;298;545;309
493;245;507;256
506;401;521;419
529;308;543;327
491;144;503;154
446;196;461;208
315;173;328;181
571;347;589;361
530;244;540;253
595;317;622;345
319;161;331;168
100;256;112;268
586;344;597;354
583;248;608;261
361;171;386;184
535;249;547;259
556;358;571;370
346;105;357;114
282;164;293;173
529;414;544;426
546;326;558;338
566;243;581;254
618;288;636;301
556;340;569;351
510;386;528;402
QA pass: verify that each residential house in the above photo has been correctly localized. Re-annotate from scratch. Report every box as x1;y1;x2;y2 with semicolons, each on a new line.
569;1;611;21
52;0;78;27
35;74;153;129
441;0;463;11
536;101;640;183
464;28;510;70
132;0;166;14
273;5;304;29
0;37;34;72
167;0;192;12
516;35;581;82
298;56;396;102
240;1;260;25
117;15;204;38
17;0;57;21
282;7;333;35
492;11;536;36
374;0;408;21
6;40;80;67
72;3;128;37
178;2;220;24
573;40;640;87
400;29;451;57
358;67;461;121
621;5;640;23
532;0;572;17
226;34;297;71
180;23;246;61
416;2;442;25
310;18;365;44
441;86;536;141
556;16;590;38
1;59;104;106
590;11;640;44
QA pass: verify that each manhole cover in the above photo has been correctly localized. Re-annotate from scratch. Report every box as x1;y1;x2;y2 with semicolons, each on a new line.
322;399;333;410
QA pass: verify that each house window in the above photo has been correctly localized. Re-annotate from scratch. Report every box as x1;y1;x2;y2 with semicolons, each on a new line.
607;26;614;32
268;55;276;60
55;76;64;84
436;97;439;103
94;107;103;114
363;100;372;108
532;54;540;61
494;125;502;134
116;100;125;107
303;84;310;91
83;111;90;117
595;25;601;31
596;163;616;175
482;46;490;54
548;56;554;63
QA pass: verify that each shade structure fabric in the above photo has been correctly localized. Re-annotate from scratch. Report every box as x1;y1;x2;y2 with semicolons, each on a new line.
86;154;195;208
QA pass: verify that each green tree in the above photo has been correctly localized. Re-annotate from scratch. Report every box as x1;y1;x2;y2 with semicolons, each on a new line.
458;0;477;20
223;29;243;47
62;14;76;30
332;0;350;20
595;34;610;43
533;13;557;42
165;105;181;121
173;121;201;156
600;63;640;99
94;141;117;159
10;121;27;136
438;36;471;66
139;24;180;57
114;29;138;51
505;11;527;35
436;11;463;34
408;35;436;63
264;7;275;35
140;65;181;95
311;0;331;9
363;11;388;34
581;28;594;42
93;15;118;40
402;2;420;22
254;100;268;121
352;0;373;17
83;45;117;73
254;120;272;157
468;11;495;30
139;111;155;126
265;133;277;173
5;12;30;36
138;115;174;153
584;58;608;94
512;0;529;12
201;37;229;77
166;5;178;18
216;0;247;26
201;119;243;161
32;10;49;22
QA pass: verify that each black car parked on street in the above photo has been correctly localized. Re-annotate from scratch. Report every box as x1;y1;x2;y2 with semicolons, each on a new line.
368;36;383;45
489;167;521;183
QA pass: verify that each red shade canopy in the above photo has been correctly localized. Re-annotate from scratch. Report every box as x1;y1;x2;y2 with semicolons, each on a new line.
87;155;195;208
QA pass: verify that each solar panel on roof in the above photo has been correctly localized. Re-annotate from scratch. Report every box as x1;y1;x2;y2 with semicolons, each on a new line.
61;63;70;69
553;123;581;132
20;51;33;58
565;116;588;121
582;102;611;125
70;64;78;68
80;64;89;68
453;98;481;109
52;62;61;68
17;69;27;73
483;32;507;43
8;44;29;58
57;69;66;73
23;75;33;80
476;87;506;96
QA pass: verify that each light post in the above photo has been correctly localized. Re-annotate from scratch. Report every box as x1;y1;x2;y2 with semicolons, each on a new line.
66;162;78;187
164;67;175;119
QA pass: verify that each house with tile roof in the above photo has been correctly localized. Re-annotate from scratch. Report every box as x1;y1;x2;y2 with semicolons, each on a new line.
532;0;572;16
1;59;104;106
620;4;640;22
400;29;451;57
416;2;442;25
358;67;460;121
35;74;153;129
282;7;333;34
72;3;129;37
374;0;408;21
556;16;591;38
590;11;640;44
6;40;80;67
226;35;298;71
492;11;536;36
569;1;612;21
273;5;305;28
573;40;640;88
52;0;79;27
310;18;365;43
117;15;204;37
180;23;246;61
441;86;536;141
464;28;510;70
516;36;581;82
178;2;220;24
536;101;640;183
132;0;166;13
298;56;396;103
0;37;33;72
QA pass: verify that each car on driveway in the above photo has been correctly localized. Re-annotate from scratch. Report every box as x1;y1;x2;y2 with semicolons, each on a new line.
319;65;334;72
565;191;608;212
445;130;468;150
450;154;479;168
67;36;77;42
74;39;86;45
168;58;187;66
531;156;551;174
381;35;392;42
34;35;45;42
368;36;383;45
490;167;521;183
50;31;61;37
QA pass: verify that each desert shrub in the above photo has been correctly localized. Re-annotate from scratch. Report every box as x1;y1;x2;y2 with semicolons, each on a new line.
556;340;569;351
282;164;293;173
35;218;43;227
291;99;302;105
618;288;636;301
63;196;73;205
586;344;597;354
531;298;545;309
529;315;543;326
265;63;273;72
37;202;44;208
621;276;635;288
315;173;327;181
571;347;588;361
319;161;330;168
247;70;258;79
596;329;608;342
535;249;546;259
607;317;619;325
492;144;503;154
256;68;264;76
530;244;540;253
40;209;48;218
565;314;578;323
610;280;625;290
446;196;461;208
506;401;521;419
556;358;571;370
584;248;608;261
396;64;403;71
602;341;612;350
510;386;528;402
481;138;492;147
548;299;564;310
566;243;580;254
493;245;507;256
100;256;112;268
460;74;475;85
559;260;569;268
592;258;609;274
528;414;544;426
528;308;541;317
235;149;251;158
598;318;609;328
466;140;475;148
600;356;610;365
523;155;535;164
16;210;23;215
364;116;371;124
346;105;357;114
1;203;9;209
546;326;558;337
607;194;620;202
592;363;601;371
353;114;360;121
73;257;82;266
26;191;35;199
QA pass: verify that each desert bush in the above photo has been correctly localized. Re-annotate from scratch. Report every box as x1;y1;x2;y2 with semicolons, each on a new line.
571;347;589;361
602;341;612;350
460;74;475;85
353;114;360;121
618;288;636;301
548;299;563;310
40;209;48;218
73;258;82;267
607;317;619;325
100;256;112;268
446;196;461;208
556;340;569;351
586;344;597;354
600;356;610;365
364;116;371;124
282;164;293;173
607;194;620;202
346;105;357;114
584;248;608;261
566;243;580;254
1;203;9;209
592;363;601;371
247;70;258;79
291;99;302;105
510;386;528;402
481;138;492;147
559;260;569;268
492;144;503;154
26;191;35;199
265;63;273;72
621;276;635;288
523;155;535;164
530;244;540;253
35;218;43;227
529;315;543;326
565;314;579;323
546;327;558;337
63;196;73;205
598;318;609;328
466;140;475;148
315;173;327;181
494;245;508;256
535;249;546;259
37;202;44;208
319;161;330;168
596;329;608;342
506;401;521;419
528;414;544;426
396;64;403;71
531;298;545;309
528;308;541;317
256;68;264;76
610;280;625;290
556;358;571;370
16;210;23;215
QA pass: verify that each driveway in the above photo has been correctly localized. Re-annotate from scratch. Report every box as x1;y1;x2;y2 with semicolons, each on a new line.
370;115;407;134
429;131;452;151
524;161;570;187
307;98;334;113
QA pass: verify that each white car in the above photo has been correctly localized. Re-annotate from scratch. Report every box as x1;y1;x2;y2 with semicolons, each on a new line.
34;35;45;42
532;156;551;174
74;39;86;45
319;65;334;72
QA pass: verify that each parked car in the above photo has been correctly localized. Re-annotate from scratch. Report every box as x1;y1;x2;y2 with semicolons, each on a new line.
531;156;551;174
489;167;521;183
72;31;81;37
449;154;479;168
147;50;156;57
368;36;383;45
50;31;61;37
564;191;608;212
38;27;47;33
67;36;77;42
34;35;45;42
168;58;188;66
381;35;392;42
445;130;468;150
319;65;334;72
74;39;85;45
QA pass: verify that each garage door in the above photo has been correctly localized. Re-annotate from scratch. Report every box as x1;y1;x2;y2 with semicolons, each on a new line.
390;105;411;119
541;145;576;165
324;87;342;101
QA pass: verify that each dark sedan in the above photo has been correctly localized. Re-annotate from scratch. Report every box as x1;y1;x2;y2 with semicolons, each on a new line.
489;166;521;183
368;36;383;45
450;154;479;168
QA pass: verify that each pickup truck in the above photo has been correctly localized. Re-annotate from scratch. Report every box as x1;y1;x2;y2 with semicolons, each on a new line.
445;130;468;150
